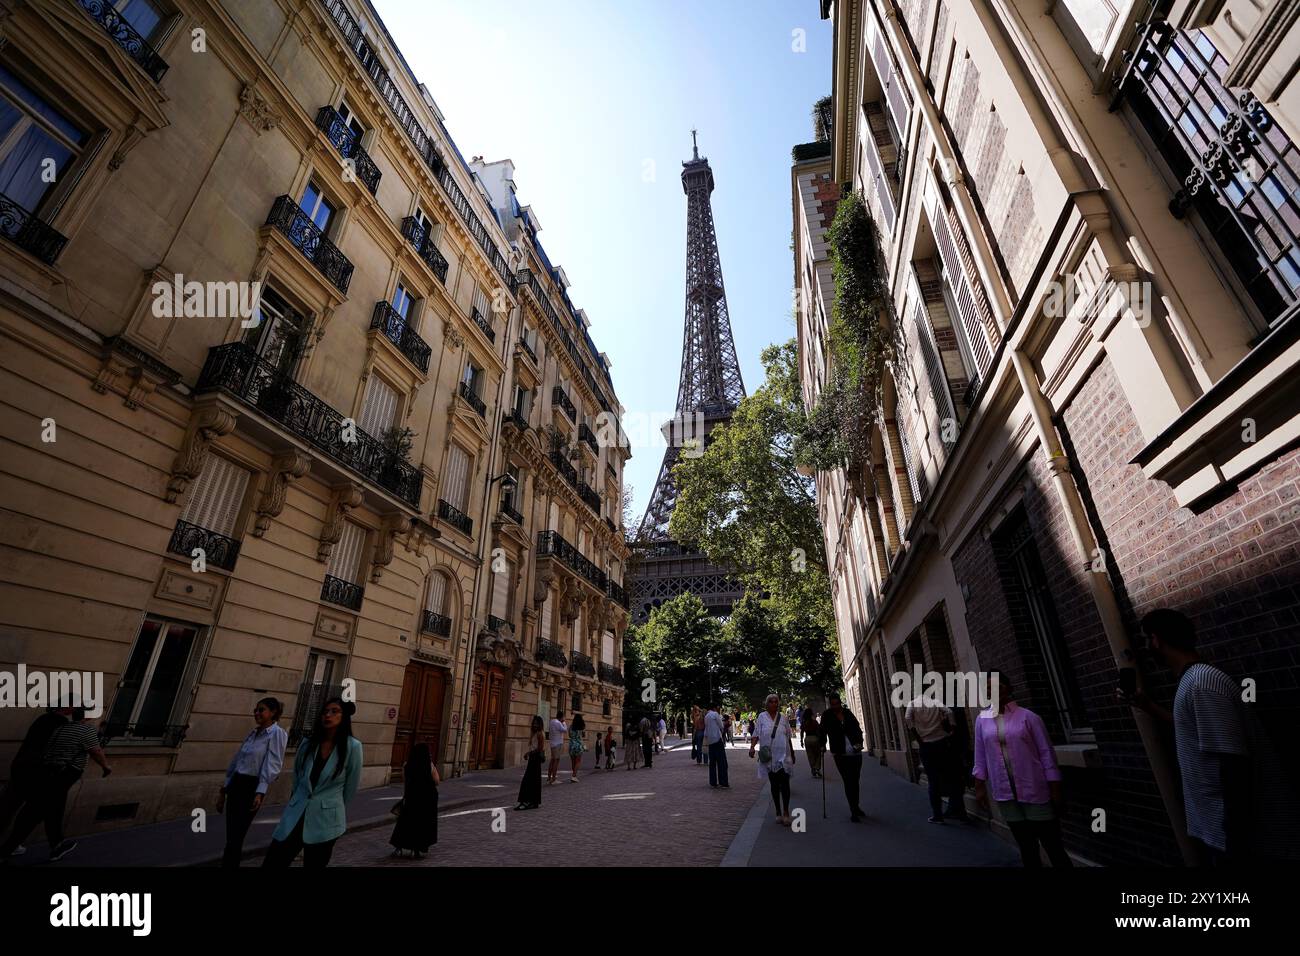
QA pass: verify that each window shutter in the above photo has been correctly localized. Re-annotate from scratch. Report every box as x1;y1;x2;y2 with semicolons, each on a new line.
491;560;509;619
180;456;250;536
328;521;366;583
601;631;614;664
426;573;447;615
473;286;490;318
358;376;399;436
444;444;470;511
540;593;552;643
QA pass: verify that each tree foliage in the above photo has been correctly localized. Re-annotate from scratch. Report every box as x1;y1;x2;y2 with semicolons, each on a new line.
627;594;735;714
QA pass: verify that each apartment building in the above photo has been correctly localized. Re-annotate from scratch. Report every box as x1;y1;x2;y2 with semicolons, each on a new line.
798;0;1300;864
0;0;629;833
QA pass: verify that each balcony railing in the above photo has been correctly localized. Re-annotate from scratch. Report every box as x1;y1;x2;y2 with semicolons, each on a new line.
577;481;601;514
0;191;68;264
77;0;168;82
458;381;486;418
549;450;578;487
321;574;364;611
536;638;568;668
168;519;241;572
370;301;431;373
400;216;450;284
421;609;452;636
518;336;537;363
438;498;473;536
569;651;595;677
195;343;423;506
598;662;624;687
267;195;353;294
99;722;187;748
1115;22;1300;326
470;306;496;344
578;424;599;454
487;614;511;634
537;530;608;593
552;385;577;422
505;407;529;432
501;500;524;524
314;106;381;195
606;578;629;610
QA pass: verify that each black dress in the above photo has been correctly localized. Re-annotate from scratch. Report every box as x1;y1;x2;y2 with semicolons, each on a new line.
517;737;543;808
389;770;438;853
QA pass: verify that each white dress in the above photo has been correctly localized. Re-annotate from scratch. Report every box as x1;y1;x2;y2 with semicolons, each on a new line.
753;711;794;781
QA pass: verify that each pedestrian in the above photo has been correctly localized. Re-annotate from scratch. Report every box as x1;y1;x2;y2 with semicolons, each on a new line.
516;715;546;810
750;694;795;824
802;710;824;779
389;742;439;858
971;672;1071;868
638;713;654;768
0;705;70;860
263;697;362;868
676;714;686;740
217;697;287;867
820;693;867;822
691;706;705;764
594;723;603;771
0;705;111;863
704;700;730;789
798;705;806;748
624;719;640;770
904;695;969;824
1123;609;1300;864
569;713;586;782
604;727;616;769
656;715;667;753
722;711;733;745
547;710;567;785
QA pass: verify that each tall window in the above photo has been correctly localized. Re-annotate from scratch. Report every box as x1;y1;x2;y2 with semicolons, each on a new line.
357;374;399;436
110;0;168;44
335;99;365;141
502;463;520;512
426;573;448;618
299;180;335;233
443;444;470;512
289;650;344;746
326;520;366;585
511;384;533;420
392;280;414;321
0;63;89;216
179;455;249;537
462;361;482;397
243;286;306;376
106;616;203;740
490;554;515;624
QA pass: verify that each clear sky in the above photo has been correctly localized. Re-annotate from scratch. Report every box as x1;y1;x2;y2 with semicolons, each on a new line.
373;0;832;518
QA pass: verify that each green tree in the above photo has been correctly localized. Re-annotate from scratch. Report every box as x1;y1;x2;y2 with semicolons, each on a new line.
628;593;735;714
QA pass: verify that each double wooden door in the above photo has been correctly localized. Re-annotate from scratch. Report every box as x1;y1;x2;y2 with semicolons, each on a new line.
391;661;447;771
468;663;509;770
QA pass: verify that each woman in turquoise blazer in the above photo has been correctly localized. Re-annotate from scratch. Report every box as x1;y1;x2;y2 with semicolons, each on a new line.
263;697;362;867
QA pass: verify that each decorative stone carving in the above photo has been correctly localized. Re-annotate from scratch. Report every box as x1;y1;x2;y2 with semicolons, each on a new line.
108;120;148;172
167;406;237;503
318;483;364;562
371;513;413;582
253;450;311;536
443;317;464;350
238;83;281;135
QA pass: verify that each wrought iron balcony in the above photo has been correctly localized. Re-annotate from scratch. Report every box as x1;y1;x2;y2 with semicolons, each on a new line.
569;651;596;677
518;336;537;363
437;498;473;536
578;424;599;454
401;216;450;284
194;342;423;507
370;301;431;373
504;407;529;432
487;615;511;634
0;191;68;265
537;530;608;592
577;480;601;514
549;450;578;487
552;385;576;421
314;106;381;195
458;381;486;418
168;519;241;572
501;500;524;524
99;722;187;747
606;578;629;609
321;574;364;610
421;609;452;636
535;638;568;668
267;195;353;294
1115;22;1300;326
77;0;168;82
598;662;625;687
471;306;496;344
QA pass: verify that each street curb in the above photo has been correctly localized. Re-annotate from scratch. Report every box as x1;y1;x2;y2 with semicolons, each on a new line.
720;776;771;868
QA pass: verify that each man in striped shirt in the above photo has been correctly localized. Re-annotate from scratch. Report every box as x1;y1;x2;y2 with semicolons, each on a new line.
1126;608;1299;865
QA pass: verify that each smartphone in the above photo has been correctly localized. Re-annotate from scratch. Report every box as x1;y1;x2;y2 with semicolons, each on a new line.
1118;668;1138;696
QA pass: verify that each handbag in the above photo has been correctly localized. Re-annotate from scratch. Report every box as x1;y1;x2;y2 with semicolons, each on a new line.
758;714;780;765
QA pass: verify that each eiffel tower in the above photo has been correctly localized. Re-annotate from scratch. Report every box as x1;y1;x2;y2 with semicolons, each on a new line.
631;133;746;623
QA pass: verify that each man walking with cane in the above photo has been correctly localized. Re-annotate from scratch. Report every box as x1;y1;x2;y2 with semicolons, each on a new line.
820;693;866;822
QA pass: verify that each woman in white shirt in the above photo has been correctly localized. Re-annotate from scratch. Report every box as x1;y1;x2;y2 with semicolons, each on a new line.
749;693;797;825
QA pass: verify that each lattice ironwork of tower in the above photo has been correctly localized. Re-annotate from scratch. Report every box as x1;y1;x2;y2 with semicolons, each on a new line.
630;134;746;624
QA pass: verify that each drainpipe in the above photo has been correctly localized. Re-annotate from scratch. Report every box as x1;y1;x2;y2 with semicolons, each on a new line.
1010;349;1197;864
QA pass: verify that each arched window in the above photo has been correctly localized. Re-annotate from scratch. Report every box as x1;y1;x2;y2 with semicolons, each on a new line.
420;571;453;637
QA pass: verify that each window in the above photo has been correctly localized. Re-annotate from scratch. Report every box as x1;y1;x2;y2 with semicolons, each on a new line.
110;0;167;44
502;463;520;512
326;520;366;585
243;286;307;375
299;180;336;233
0;63;90;216
288;650;344;746
106;616;204;740
426;572;447;617
179;455;249;536
511;384;533;420
392;280;414;321
601;631;614;664
462;361;482;397
357;374;399;437
443;444;470;512
490;554;515;622
335;99;365;141
521;323;536;353
413;206;431;236
571;691;582;713
539;591;552;644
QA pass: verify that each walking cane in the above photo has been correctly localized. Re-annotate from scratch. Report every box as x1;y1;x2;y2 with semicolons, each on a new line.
821;745;826;819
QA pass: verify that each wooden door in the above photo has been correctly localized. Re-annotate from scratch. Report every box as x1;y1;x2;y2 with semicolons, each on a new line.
469;664;508;769
391;661;447;771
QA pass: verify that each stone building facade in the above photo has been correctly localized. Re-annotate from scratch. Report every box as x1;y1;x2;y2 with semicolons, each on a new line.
798;0;1300;864
0;0;629;835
